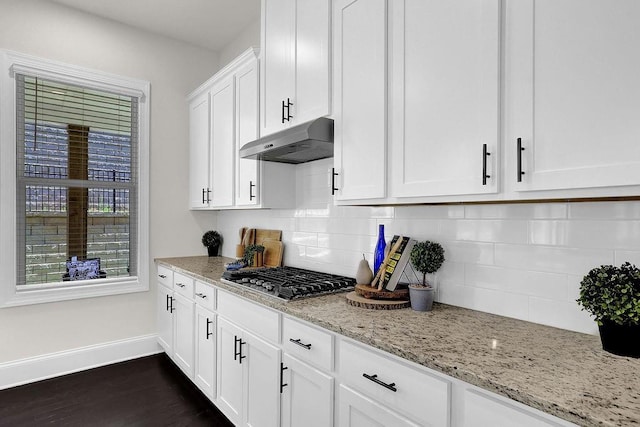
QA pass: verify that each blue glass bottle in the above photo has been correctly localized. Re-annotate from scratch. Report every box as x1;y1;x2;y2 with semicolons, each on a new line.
373;224;386;275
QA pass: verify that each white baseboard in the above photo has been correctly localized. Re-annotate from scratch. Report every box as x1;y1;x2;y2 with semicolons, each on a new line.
0;334;162;390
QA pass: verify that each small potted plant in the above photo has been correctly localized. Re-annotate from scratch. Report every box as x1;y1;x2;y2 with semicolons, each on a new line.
202;230;222;257
243;244;265;267
577;262;640;357
408;240;445;311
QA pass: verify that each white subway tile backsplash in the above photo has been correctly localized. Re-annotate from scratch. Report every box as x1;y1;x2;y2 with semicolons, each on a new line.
317;233;377;254
465;203;567;219
287;231;318;246
614;250;640;266
440;219;528;244
214;162;640;335
494;244;613;275
528;298;598;335
568;201;640;219
530;220;640;249
443;241;495;265
465;264;568;301
394;204;464;219
383;219;441;240
438;284;530;321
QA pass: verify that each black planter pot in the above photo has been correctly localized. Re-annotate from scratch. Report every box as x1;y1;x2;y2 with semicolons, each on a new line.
598;320;640;358
207;244;219;257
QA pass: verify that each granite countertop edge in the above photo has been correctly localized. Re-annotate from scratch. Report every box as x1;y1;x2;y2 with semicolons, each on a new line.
156;256;640;427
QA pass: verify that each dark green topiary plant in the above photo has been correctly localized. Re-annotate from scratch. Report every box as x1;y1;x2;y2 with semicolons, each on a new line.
409;240;445;287
202;230;222;248
577;262;640;326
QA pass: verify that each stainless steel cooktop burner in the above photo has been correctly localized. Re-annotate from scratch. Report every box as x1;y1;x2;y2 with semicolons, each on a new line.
221;266;355;301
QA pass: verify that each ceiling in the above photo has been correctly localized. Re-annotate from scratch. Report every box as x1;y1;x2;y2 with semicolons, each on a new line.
48;0;261;52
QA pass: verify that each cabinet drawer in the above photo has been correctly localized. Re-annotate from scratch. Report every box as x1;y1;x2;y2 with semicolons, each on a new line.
156;265;173;288
194;280;215;311
173;272;194;299
339;339;450;427
217;290;279;343
282;316;334;372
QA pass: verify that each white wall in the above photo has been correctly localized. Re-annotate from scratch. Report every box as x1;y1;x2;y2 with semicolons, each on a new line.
0;0;219;363
218;158;640;336
219;18;261;66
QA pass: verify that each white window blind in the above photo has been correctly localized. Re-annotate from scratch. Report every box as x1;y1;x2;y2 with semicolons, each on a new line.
15;74;138;287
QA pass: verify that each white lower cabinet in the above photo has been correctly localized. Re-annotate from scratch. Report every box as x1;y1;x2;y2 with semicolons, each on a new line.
194;305;216;400
217;316;281;427
338;385;419;427
156;263;578;427
157;283;173;354
157;280;195;379
281;353;333;427
172;292;195;378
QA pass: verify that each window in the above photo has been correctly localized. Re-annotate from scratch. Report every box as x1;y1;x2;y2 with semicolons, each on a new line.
0;50;149;306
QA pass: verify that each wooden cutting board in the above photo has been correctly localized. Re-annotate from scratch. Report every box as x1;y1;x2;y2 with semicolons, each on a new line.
255;229;282;245
263;240;284;267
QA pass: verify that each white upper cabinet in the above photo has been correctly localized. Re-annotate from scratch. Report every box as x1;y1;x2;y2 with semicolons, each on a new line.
332;0;388;201
188;48;295;210
210;76;235;208
188;91;210;209
235;58;261;207
260;0;331;137
388;0;500;198
505;0;640;195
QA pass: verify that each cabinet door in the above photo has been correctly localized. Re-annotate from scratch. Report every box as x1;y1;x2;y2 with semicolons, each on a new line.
244;331;281;427
333;0;387;201
188;91;210;208
389;0;500;198
505;0;640;192
235;57;261;207
261;0;295;137
217;317;244;426
194;306;216;401
210;76;235;208
281;354;333;427
338;385;419;427
294;0;331;125
172;293;195;379
157;284;173;355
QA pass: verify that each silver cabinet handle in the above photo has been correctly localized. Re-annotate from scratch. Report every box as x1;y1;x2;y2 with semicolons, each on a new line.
195;292;207;299
159;274;166;279
176;283;185;288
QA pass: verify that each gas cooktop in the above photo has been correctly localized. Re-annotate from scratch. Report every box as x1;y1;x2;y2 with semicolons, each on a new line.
221;266;355;301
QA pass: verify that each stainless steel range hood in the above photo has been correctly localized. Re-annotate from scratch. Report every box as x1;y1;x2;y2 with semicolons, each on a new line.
239;117;333;164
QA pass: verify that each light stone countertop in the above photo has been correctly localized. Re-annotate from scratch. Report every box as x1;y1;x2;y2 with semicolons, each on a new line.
156;256;640;427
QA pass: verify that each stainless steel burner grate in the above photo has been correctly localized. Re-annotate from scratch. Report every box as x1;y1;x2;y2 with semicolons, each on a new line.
221;266;355;300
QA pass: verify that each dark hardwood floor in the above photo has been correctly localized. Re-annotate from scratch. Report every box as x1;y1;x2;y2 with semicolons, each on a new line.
0;353;234;426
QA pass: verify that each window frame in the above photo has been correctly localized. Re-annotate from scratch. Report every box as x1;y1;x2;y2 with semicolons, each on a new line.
0;50;150;307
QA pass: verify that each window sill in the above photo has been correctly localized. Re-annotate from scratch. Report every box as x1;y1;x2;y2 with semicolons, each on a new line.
0;277;148;307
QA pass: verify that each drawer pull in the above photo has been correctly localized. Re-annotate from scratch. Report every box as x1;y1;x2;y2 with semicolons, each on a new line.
175;283;185;288
363;373;397;392
289;338;312;350
159;274;167;279
195;292;207;299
